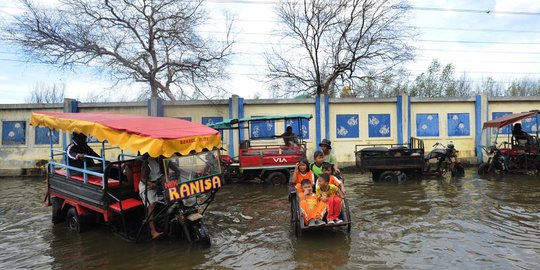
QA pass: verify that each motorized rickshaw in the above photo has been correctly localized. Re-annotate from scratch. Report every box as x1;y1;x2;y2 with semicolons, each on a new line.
208;114;312;185
355;137;464;182
478;110;540;175
30;112;223;246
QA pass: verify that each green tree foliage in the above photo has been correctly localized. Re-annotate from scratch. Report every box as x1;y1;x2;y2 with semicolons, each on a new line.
409;59;472;97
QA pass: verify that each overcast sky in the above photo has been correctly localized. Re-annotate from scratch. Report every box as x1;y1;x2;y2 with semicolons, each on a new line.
1;0;540;104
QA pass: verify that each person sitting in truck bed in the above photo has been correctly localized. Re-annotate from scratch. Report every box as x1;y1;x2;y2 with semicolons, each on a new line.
66;132;103;173
279;126;300;147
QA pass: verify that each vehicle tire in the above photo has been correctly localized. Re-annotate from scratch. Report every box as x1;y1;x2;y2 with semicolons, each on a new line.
371;171;382;182
378;171;398;183
293;200;302;237
267;171;287;186
66;207;82;233
343;198;351;234
51;197;66;224
191;221;211;247
452;164;465;177
478;163;492;175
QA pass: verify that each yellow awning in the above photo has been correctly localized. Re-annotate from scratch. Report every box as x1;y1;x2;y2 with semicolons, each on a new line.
30;112;221;157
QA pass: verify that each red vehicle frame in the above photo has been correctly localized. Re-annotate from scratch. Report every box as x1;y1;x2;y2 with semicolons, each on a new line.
479;110;540;174
209;114;312;185
30;112;223;245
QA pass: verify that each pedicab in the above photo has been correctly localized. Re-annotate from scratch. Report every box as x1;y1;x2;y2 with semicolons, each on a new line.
30;112;223;246
478;110;540;175
288;184;352;237
208;114;311;185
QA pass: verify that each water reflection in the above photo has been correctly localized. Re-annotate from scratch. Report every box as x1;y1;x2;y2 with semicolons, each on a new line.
1;171;540;269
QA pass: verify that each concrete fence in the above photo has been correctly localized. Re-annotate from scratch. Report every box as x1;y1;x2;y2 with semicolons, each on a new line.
1;94;540;176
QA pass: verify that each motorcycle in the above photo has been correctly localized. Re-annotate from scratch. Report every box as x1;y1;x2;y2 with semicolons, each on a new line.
157;194;212;247
478;141;540;175
424;142;465;177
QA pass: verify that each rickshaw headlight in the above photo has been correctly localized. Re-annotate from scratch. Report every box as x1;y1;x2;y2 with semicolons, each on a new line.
182;197;197;207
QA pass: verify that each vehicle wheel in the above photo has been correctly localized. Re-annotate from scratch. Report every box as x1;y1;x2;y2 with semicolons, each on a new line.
372;171;381;182
191;221;211;247
267;171;287;185
478;163;492;175
51;197;66;224
378;171;398;183
66;207;81;233
289;196;302;237
452;165;465;177
343;198;351;234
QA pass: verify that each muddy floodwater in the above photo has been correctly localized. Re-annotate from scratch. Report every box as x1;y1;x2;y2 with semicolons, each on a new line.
1;170;539;269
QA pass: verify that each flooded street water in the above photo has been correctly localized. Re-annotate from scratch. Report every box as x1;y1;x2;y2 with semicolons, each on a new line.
1;170;539;269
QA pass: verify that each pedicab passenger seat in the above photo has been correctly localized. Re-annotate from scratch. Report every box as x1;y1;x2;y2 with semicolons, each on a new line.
108;198;143;213
54;169;121;188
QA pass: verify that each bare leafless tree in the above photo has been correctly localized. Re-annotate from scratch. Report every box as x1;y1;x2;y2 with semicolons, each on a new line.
4;0;234;100
266;0;415;97
26;82;65;103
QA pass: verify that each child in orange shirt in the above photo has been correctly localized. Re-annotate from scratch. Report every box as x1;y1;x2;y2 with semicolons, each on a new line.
299;179;326;227
316;173;344;224
292;158;315;196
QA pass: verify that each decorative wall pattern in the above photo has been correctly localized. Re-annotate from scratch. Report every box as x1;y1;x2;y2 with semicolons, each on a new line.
447;113;470;136
250;118;275;139
2;121;26;145
35;127;59;145
202;117;223;126
416;113;439;137
202;116;224;137
521;114;539;133
368;114;391;138
492;112;512;134
284;118;310;139
336;114;359;138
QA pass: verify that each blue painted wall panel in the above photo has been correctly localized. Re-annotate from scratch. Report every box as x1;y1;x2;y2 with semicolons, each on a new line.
447;113;470;136
35;127;59;145
336;114;359;138
284;118;310;140
416;113;439;137
250;118;275;139
492;112;512;134
368;114;391;138
202;117;224;138
2;121;26;145
521;114;539;133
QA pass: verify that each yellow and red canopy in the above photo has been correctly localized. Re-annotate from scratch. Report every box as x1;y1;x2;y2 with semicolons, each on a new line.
30;112;221;157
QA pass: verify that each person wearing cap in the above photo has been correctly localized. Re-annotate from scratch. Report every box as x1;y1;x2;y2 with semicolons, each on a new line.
319;139;340;173
65;132;102;171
